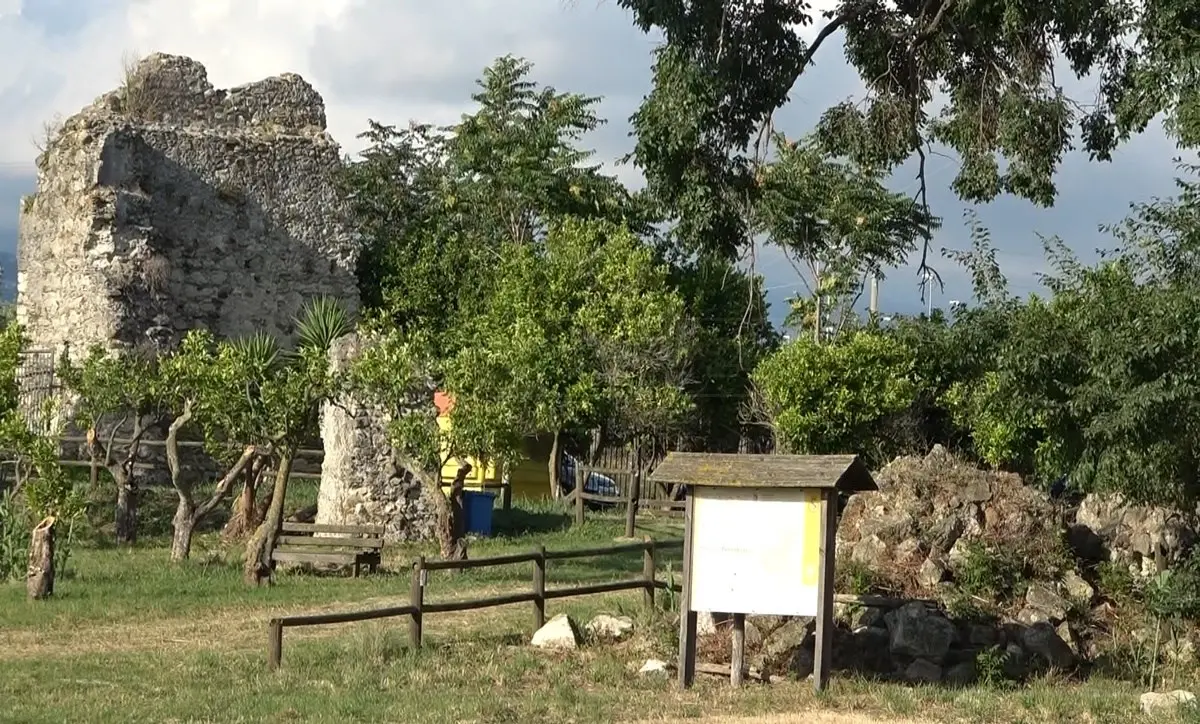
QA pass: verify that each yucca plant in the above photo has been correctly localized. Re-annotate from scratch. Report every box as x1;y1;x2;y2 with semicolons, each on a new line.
295;296;352;355
228;331;282;372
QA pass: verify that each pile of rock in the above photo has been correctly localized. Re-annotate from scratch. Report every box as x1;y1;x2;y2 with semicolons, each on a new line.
697;601;1077;686
837;446;1070;595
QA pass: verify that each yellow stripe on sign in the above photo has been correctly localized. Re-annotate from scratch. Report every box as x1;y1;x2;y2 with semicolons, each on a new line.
800;490;823;588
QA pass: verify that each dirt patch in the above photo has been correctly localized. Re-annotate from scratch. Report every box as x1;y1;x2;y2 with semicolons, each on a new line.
0;590;526;661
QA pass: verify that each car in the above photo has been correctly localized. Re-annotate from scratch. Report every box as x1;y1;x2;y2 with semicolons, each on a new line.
558;453;621;502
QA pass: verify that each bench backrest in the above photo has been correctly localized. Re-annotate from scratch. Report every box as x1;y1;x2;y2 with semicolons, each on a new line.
276;522;386;552
280;522;385;537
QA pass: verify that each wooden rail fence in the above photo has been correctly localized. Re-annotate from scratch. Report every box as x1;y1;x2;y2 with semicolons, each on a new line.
266;537;685;670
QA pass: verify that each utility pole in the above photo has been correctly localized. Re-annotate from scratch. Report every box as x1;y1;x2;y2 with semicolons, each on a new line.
868;273;879;315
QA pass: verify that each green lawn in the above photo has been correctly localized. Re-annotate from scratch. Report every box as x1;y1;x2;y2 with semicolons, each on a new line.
0;503;1195;723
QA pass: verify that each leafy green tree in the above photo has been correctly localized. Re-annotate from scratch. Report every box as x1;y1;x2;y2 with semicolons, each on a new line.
756;135;939;341
614;0;1198;262
943;167;1200;506
671;254;779;453
752;330;917;460
342;56;643;348
236;298;351;584
57;346;159;545
445;217;692;495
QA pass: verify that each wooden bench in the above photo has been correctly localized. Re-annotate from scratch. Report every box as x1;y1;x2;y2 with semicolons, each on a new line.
269;522;385;577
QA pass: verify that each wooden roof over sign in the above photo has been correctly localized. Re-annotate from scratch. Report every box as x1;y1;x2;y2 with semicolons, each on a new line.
648;453;878;492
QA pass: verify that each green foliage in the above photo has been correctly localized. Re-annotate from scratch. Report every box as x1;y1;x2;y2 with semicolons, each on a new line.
753;330;917;457
954;541;1024;601
616;0;1197;259
1097;560;1137;602
976;645;1015;689
343;56;642;348
836;558;885;596
1145;553;1200;621
757;135;940;340
0;323;24;415
671;254;779;450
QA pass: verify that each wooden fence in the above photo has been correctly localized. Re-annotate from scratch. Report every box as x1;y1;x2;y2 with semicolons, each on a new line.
266;537;685;670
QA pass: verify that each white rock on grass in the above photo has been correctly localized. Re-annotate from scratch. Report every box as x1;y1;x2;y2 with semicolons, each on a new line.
586;614;634;641
531;613;580;650
639;659;670;676
1140;690;1197;716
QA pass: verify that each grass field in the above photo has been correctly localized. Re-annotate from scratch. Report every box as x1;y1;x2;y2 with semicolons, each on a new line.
1;500;1197;724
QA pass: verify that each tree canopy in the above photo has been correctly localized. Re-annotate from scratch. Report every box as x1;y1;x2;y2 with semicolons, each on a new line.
615;0;1200;260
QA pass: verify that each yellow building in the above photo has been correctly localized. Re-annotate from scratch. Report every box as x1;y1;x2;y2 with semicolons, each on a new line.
435;391;553;501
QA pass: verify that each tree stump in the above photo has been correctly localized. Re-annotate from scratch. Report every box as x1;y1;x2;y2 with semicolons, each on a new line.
26;516;56;600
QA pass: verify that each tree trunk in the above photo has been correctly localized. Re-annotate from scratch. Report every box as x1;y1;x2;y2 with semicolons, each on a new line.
26;516;55;600
243;452;294;586
114;478;137;545
223;456;265;541
169;445;257;563
548;430;561;499
438;464;470;561
170;498;196;562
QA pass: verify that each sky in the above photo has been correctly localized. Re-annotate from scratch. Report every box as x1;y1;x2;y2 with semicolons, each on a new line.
0;0;1192;323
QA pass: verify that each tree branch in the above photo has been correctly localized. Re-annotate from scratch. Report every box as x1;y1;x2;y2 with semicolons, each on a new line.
798;5;867;72
165;401;195;498
196;446;261;519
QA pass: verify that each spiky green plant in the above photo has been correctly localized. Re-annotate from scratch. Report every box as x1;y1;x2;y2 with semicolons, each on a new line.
294;296;352;355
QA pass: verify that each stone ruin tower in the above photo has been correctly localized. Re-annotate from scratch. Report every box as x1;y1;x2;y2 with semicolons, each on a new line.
16;53;360;362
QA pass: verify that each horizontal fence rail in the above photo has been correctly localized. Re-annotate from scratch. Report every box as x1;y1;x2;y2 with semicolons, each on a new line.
266;537;685;670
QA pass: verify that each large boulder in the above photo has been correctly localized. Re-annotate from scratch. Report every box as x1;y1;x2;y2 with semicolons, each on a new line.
885;602;958;664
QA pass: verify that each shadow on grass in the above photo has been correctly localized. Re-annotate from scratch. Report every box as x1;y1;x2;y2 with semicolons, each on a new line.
492;506;571;536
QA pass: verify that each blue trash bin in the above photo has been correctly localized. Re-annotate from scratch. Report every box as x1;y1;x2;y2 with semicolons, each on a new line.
462;490;497;536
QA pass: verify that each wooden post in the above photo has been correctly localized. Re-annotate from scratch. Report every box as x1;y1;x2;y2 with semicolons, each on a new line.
731;613;746;687
813;490;839;692
267;619;283;671
624;440;641;538
642;536;656;609
574;467;585;526
409;556;425;649
26;515;55;600
89;452;98;488
677;490;697;690
533;545;546;631
501;475;512;511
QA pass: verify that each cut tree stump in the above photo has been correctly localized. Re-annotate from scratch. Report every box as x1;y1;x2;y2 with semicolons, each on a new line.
26;515;56;600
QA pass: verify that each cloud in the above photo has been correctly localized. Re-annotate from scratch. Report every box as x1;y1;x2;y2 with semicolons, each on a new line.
0;0;1188;320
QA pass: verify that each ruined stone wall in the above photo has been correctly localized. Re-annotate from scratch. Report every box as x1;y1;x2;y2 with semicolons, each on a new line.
316;333;440;542
17;53;359;359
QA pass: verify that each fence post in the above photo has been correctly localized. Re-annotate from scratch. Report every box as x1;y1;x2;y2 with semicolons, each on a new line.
267;619;283;671
409;556;425;649
642;536;656;609
625;445;641;538
533;545;546;631
574;467;585;527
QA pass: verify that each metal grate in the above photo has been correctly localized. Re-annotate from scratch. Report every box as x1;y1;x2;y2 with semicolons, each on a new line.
16;348;59;433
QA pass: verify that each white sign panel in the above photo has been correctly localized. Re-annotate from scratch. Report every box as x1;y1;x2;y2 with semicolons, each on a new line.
689;485;823;617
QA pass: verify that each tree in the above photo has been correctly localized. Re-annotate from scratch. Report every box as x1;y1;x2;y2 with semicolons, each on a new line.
752;330;917;460
614;0;1198;264
342;56;644;348
149;331;266;561
238;297;351;584
444;217;692;497
669;254;779;453
57;346;159;545
942;166;1200;507
756;134;939;341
